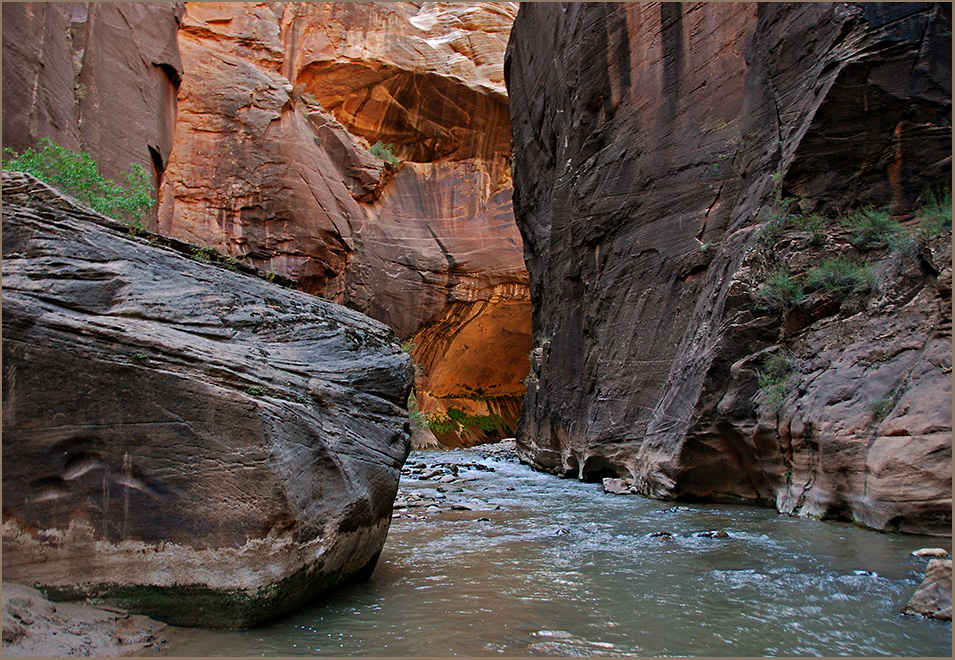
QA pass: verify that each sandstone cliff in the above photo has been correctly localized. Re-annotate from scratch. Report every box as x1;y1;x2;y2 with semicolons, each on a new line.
507;2;951;535
2;171;415;627
1;2;184;223
158;1;529;446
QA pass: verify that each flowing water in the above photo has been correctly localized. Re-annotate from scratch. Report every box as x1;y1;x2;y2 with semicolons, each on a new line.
157;446;951;656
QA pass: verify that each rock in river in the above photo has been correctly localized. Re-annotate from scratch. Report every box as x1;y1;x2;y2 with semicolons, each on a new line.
904;559;953;621
1;172;415;628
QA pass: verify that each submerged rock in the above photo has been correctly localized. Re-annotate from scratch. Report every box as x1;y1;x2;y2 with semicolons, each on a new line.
1;172;414;628
904;559;953;621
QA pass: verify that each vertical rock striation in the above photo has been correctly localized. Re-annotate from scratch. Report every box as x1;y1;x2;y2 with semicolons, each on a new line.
507;2;951;533
2;171;415;628
159;2;530;446
1;2;185;222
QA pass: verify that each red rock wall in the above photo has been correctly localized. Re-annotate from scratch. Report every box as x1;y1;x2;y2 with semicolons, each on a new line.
507;2;951;533
1;2;185;222
158;2;529;446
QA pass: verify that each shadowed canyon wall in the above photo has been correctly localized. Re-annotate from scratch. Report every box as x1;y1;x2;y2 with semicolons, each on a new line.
2;1;530;447
507;2;952;534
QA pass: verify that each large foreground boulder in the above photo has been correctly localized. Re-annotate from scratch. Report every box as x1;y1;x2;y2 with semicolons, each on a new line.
1;172;415;628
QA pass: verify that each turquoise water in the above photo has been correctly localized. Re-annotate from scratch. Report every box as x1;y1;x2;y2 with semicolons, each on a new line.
158;448;951;656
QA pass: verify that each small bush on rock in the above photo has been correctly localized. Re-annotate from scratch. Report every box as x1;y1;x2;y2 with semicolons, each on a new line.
3;137;154;226
757;352;792;406
849;207;909;251
805;257;874;295
916;189;952;242
757;267;804;309
369;141;400;166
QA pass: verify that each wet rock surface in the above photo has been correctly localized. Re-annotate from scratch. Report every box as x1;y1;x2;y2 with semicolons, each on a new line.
1;172;414;628
393;439;518;519
1;582;169;657
507;2;951;533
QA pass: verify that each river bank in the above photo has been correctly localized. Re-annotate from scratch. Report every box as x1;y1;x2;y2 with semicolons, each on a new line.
1;583;169;657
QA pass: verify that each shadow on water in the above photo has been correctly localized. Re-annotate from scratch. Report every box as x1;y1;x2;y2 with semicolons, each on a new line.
155;447;952;657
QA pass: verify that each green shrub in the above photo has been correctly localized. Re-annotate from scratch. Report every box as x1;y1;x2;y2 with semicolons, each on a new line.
369;141;400;166
191;247;212;263
757;352;792;406
805;257;874;294
407;391;428;429
244;386;264;396
757;267;804;309
3;137;154;225
849;207;908;251
756;217;785;248
425;407;506;435
915;188;952;241
867;396;895;421
868;384;908;421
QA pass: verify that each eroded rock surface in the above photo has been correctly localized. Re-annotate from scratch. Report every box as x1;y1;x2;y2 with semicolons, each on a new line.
507;3;951;533
1;172;414;628
158;2;529;446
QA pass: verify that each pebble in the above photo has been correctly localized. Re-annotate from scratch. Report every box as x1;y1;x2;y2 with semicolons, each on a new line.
649;531;674;539
426;505;441;514
439;475;457;483
912;547;950;558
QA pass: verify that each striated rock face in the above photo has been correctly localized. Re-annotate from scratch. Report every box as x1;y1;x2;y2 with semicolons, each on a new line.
1;2;184;221
158;2;529;446
1;172;415;628
507;3;951;533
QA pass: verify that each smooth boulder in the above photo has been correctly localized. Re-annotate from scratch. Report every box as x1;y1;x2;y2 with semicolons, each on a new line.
1;172;415;628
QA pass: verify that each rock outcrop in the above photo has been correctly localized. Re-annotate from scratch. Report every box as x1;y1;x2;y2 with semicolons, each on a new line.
507;3;951;534
1;171;415;628
904;559;953;621
1;2;184;222
156;1;529;446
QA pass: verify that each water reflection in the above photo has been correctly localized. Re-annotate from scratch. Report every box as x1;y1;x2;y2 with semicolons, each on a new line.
157;447;951;657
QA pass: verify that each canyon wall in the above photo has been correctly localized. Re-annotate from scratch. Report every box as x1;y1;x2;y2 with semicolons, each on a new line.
158;2;529;446
1;2;184;222
507;2;952;535
2;1;530;447
2;171;414;628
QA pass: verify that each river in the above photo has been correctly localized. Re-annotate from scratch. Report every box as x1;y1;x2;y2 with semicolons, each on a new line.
157;444;951;656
